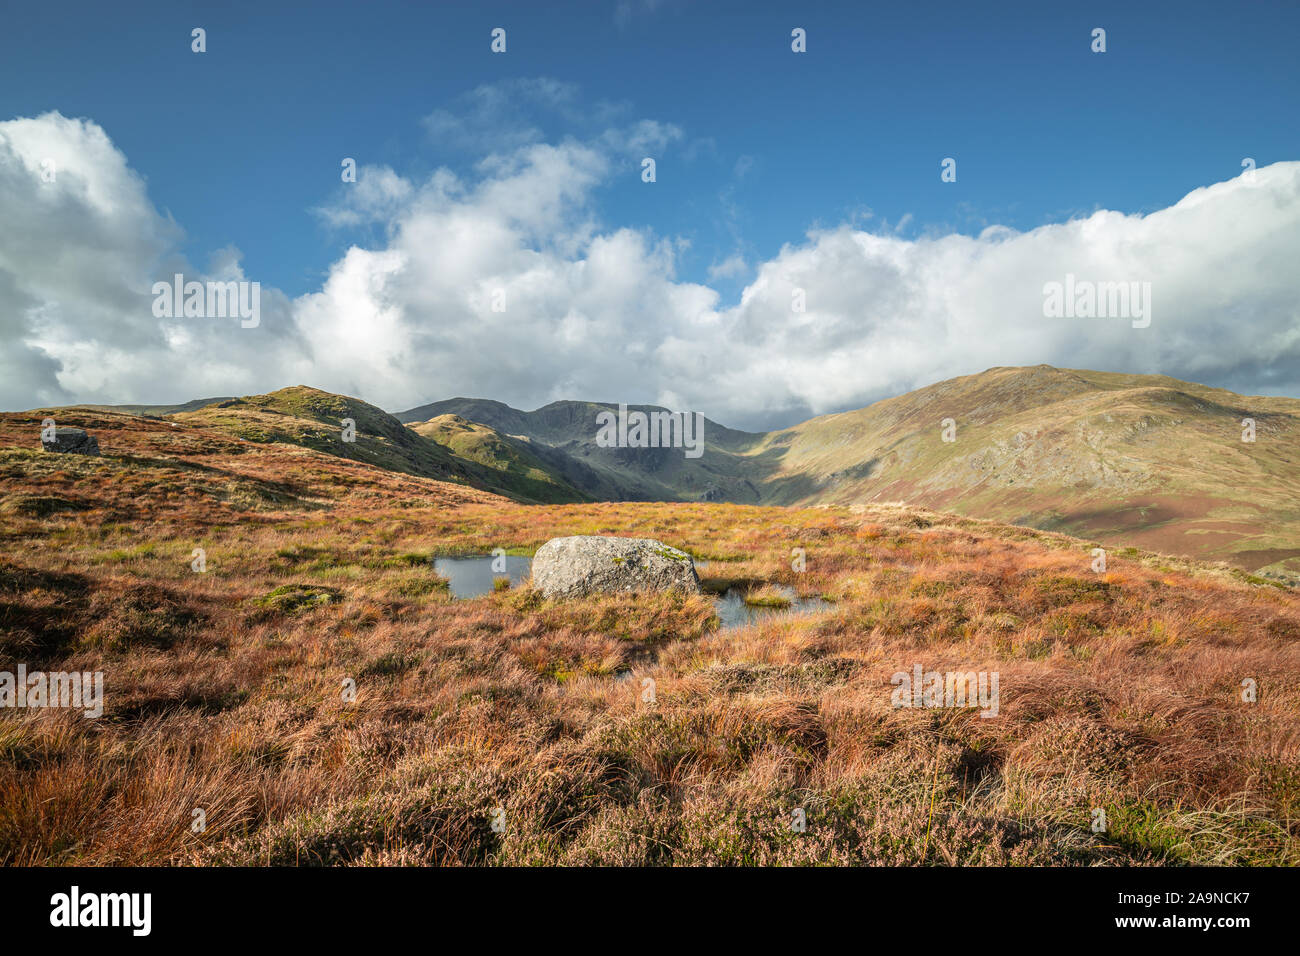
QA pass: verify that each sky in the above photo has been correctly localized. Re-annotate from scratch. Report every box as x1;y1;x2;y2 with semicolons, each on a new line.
1;0;1298;429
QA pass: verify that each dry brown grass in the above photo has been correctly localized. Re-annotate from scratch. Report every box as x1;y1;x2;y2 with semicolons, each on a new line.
1;410;1298;865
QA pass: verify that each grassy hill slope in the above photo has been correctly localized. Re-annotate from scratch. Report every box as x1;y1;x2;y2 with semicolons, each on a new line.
755;366;1300;580
176;386;468;479
172;387;585;504
407;414;591;504
68;397;233;416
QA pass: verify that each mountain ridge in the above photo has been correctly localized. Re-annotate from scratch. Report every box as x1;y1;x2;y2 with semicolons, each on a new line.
23;366;1300;580
396;366;1300;580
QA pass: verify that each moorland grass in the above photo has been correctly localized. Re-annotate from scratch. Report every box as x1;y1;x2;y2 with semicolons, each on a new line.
0;410;1297;865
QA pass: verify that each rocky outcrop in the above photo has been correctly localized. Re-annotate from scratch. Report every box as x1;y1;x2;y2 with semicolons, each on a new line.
531;535;702;599
41;427;100;456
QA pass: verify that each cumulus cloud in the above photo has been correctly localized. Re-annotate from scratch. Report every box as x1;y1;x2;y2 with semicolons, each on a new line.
0;112;176;406
1;108;1298;430
715;169;1300;425
0;111;303;409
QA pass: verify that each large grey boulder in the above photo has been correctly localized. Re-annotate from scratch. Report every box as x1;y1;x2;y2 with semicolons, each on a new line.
531;535;702;599
41;427;100;456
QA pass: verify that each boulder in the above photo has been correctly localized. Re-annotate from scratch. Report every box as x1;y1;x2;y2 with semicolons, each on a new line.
41;427;100;456
531;535;702;599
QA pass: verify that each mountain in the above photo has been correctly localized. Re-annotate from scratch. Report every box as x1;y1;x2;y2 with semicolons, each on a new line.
754;366;1300;579
399;367;1300;580
172;386;579;504
396;398;767;502
24;367;1299;579
175;386;477;482
406;415;591;504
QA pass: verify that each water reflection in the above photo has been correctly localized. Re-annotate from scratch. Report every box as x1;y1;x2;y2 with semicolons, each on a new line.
430;556;829;630
432;555;533;599
713;585;830;630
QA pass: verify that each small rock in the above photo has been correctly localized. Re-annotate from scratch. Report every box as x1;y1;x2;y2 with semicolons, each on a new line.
41;427;100;456
531;535;702;599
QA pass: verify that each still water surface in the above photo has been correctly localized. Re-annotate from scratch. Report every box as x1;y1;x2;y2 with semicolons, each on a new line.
431;556;829;629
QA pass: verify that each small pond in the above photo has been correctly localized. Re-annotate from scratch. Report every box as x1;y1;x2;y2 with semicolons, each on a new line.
712;585;830;630
429;556;829;629
431;555;533;599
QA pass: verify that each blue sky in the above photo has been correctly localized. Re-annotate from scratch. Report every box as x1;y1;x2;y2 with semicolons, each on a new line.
1;1;1298;425
5;0;1296;301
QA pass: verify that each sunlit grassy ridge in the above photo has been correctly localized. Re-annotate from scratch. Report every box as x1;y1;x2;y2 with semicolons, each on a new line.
0;409;1297;865
172;386;591;504
752;366;1300;581
408;415;590;504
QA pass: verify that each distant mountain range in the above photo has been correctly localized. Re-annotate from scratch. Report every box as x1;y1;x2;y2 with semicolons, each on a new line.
395;397;764;502
62;365;1300;581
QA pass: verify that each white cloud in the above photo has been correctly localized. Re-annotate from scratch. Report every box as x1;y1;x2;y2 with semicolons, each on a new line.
711;167;1300;425
708;253;748;281
314;165;413;228
1;109;1298;432
0;112;302;408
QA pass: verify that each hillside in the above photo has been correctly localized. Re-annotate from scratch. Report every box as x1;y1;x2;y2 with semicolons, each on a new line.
23;367;1300;578
171;386;583;505
754;366;1300;581
0;403;499;530
70;397;232;416
1;407;1297;865
404;368;1300;581
407;414;591;504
